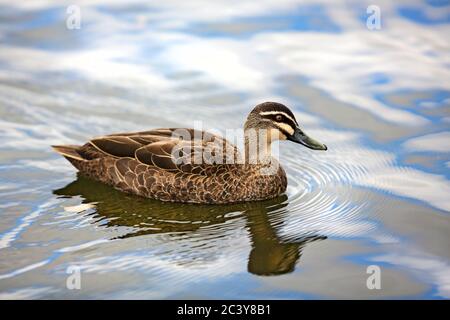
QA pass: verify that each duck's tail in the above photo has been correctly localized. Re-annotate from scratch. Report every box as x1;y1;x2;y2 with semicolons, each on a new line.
52;145;84;161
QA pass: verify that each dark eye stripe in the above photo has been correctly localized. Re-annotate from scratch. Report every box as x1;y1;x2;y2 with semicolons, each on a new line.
263;114;297;130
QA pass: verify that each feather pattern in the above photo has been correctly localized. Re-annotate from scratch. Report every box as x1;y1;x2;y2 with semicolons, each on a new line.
53;128;287;204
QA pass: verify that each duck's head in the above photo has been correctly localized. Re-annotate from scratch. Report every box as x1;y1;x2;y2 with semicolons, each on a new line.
244;101;327;151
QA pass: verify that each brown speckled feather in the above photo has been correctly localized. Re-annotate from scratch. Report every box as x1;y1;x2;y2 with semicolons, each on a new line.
53;128;287;204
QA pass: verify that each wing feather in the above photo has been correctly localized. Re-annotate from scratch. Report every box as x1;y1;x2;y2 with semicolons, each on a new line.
90;136;143;158
88;128;239;177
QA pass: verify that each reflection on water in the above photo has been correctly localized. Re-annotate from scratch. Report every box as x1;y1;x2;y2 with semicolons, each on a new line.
0;0;449;299
54;174;325;276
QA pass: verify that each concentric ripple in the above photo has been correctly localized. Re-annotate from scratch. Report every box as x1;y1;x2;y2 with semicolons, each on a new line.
262;140;396;240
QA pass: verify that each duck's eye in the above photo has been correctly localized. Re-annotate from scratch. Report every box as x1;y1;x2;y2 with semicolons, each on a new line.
275;115;283;121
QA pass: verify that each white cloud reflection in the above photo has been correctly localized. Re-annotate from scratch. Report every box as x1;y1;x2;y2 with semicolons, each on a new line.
373;252;450;298
404;132;450;153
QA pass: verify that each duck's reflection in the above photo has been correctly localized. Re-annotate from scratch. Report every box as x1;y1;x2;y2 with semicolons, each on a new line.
54;174;326;276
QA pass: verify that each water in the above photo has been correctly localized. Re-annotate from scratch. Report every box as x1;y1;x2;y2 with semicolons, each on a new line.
0;0;449;299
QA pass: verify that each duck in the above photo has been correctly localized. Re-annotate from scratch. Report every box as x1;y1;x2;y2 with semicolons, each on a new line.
52;102;327;204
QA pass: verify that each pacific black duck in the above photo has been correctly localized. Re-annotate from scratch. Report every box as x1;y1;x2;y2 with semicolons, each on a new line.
53;102;327;204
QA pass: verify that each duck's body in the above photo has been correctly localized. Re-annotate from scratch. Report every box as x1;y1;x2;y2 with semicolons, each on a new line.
53;102;326;204
53;128;287;204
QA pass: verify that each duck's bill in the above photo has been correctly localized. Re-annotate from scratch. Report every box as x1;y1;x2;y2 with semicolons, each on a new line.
288;127;327;151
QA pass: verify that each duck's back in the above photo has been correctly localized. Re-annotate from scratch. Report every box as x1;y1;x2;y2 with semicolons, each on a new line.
53;128;287;204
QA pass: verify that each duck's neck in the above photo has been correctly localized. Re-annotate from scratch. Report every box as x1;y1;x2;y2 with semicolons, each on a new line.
244;129;275;165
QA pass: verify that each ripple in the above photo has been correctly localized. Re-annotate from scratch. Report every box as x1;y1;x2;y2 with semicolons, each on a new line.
271;139;395;239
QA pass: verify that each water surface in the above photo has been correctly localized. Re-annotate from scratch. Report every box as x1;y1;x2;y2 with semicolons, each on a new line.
0;0;449;299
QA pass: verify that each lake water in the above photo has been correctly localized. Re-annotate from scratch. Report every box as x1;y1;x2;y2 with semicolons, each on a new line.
0;0;449;299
